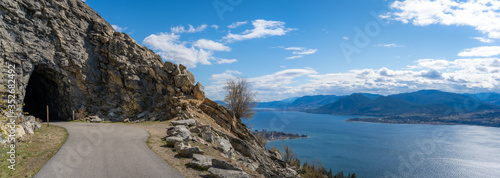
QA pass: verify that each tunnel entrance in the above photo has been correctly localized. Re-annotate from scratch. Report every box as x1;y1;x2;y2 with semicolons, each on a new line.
23;67;70;121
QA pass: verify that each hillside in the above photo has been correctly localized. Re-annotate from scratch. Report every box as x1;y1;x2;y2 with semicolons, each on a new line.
465;92;500;106
311;90;499;117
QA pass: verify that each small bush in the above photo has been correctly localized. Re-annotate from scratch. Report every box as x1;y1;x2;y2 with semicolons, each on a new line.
254;132;268;147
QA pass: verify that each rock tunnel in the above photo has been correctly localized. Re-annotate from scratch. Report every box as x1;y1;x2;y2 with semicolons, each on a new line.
23;66;72;121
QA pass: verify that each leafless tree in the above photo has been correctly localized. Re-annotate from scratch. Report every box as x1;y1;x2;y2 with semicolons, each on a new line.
224;78;257;120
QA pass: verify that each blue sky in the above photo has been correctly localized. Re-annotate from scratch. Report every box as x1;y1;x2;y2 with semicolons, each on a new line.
85;0;500;101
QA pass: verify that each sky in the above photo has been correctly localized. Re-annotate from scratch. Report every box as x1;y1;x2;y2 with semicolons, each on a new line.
85;0;500;102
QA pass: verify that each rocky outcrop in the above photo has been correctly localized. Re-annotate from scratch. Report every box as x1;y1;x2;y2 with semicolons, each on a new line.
0;0;204;122
1;115;42;143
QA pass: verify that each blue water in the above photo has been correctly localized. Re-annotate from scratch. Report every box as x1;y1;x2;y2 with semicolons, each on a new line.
242;111;500;178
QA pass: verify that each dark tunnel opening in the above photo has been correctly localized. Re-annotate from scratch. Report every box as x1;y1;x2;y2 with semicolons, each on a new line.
23;67;70;121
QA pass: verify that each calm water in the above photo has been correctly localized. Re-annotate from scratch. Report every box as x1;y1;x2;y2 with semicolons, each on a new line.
242;111;500;178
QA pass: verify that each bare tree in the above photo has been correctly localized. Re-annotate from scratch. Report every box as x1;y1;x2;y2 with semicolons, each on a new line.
224;78;257;120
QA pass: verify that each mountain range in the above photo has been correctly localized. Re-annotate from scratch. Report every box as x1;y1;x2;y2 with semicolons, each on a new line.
250;90;500;117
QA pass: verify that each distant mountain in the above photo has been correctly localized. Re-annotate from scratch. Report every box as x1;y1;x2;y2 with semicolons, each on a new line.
356;93;383;100
311;90;499;116
464;92;500;106
256;95;344;110
287;95;343;110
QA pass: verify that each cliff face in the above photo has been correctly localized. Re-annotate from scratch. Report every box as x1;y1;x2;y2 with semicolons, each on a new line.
0;0;200;121
0;0;298;177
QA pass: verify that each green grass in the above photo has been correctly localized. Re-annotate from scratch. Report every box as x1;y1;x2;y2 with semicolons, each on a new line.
0;124;68;178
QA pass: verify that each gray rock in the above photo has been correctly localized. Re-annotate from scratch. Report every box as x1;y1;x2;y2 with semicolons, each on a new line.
212;159;243;171
208;167;250;178
174;141;190;151
171;119;197;127
137;112;148;119
217;138;234;154
201;128;218;143
88;115;103;122
165;136;184;147
178;146;204;158
167;125;191;139
192;136;209;146
188;154;214;170
20;115;41;135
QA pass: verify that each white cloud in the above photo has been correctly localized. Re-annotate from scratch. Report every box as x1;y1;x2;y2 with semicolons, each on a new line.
282;47;317;59
408;59;452;70
111;25;127;32
143;33;212;68
343;36;349;40
294;49;317;55
384;0;500;39
193;39;231;51
472;37;494;43
216;58;237;64
223;19;295;42
376;43;405;48
458;46;500;57
211;25;219;29
210;70;242;82
171;24;207;34
227;21;248;28
285;55;303;60
206;68;318;101
205;58;500;101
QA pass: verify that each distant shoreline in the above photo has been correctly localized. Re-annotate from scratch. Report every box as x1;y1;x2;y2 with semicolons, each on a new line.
252;130;308;141
346;110;500;127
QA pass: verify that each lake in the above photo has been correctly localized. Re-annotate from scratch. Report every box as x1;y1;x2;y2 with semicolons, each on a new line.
242;111;500;178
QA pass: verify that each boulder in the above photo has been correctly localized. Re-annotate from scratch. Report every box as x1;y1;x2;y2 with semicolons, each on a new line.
179;64;187;72
192;136;209;146
88;115;103;122
20;115;41;135
208;167;250;178
188;154;214;170
137;111;148;119
201;128;218;143
178;146;204;158
238;157;259;172
217;138;234;154
163;62;177;74
212;159;243;171
165;136;184;147
193;82;205;100
171;119;197;127
185;70;195;85
167;125;191;139
15;126;26;139
174;141;190;151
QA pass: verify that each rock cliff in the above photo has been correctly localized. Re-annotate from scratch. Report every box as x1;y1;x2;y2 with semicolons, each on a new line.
0;0;299;177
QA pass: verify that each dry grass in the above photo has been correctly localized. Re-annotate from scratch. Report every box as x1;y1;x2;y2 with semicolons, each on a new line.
130;120;261;178
130;121;209;177
0;124;68;178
